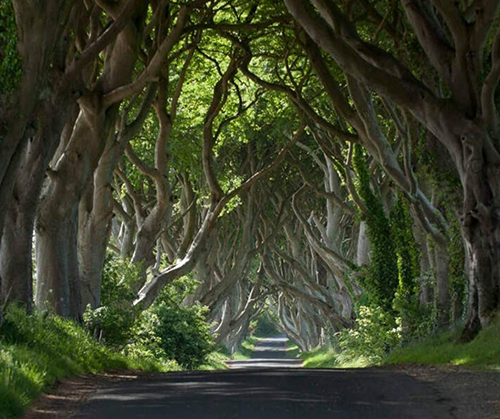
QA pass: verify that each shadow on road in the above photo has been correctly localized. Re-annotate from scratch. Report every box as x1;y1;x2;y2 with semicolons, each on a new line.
69;368;455;419
68;336;456;418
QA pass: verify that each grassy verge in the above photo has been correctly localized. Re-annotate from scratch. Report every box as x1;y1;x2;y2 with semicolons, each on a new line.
299;316;500;371
231;336;259;360
0;307;177;419
199;349;230;370
386;316;500;370
286;340;301;358
300;345;373;368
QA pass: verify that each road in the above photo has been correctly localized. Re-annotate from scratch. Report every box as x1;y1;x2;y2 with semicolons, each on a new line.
226;335;303;369
68;336;457;419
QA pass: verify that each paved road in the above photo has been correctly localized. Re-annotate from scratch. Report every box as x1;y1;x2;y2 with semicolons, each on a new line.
226;335;303;369
70;336;457;418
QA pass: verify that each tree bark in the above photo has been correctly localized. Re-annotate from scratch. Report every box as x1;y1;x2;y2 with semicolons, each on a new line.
36;4;148;317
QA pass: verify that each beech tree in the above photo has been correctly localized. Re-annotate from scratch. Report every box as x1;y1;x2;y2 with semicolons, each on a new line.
2;0;499;349
282;0;500;338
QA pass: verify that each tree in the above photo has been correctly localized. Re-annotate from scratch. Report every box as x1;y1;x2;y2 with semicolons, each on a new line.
284;0;500;338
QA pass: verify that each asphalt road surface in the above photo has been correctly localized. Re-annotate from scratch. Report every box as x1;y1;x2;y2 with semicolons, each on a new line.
69;336;457;418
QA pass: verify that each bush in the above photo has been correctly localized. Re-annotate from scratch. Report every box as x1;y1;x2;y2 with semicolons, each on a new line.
82;255;217;370
83;255;142;347
335;305;402;364
151;301;214;370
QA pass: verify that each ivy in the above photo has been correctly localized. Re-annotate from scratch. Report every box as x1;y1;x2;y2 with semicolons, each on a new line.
352;144;398;312
391;195;423;337
391;195;420;297
0;1;22;94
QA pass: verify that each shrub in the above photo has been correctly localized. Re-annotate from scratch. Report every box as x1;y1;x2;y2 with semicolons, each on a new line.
151;300;214;370
335;305;402;364
83;255;141;347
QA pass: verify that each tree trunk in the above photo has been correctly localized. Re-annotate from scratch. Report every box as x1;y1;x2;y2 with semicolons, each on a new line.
78;183;112;310
460;143;500;338
35;205;77;317
35;7;147;317
356;221;370;266
1;85;73;310
434;244;451;328
0;198;34;310
461;201;500;337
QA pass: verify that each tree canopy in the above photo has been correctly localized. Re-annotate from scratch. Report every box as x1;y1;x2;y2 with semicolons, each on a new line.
1;0;499;350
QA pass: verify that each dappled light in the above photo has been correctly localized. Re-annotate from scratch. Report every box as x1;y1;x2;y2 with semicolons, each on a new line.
1;0;500;417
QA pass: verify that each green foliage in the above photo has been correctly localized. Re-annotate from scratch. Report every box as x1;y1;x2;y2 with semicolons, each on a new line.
353;144;398;311
84;255;142;347
252;312;280;337
301;313;500;371
300;306;402;368
231;335;259;360
386;315;500;369
336;305;402;364
390;196;424;338
198;349;229;370
391;196;420;295
150;300;215;370
85;256;217;370
300;345;342;368
447;216;467;321
0;307;134;418
285;340;300;358
126;274;216;370
0;1;22;94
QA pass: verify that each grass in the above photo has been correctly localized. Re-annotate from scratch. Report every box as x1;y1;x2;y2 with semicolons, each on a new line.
386;316;500;370
199;349;229;370
298;316;500;370
286;340;301;358
299;345;373;369
231;335;260;360
0;307;177;419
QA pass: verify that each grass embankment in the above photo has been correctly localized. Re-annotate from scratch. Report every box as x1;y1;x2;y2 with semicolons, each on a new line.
386;317;500;369
299;316;500;370
300;345;373;368
231;335;259;360
285;340;301;359
0;308;226;419
200;349;230;370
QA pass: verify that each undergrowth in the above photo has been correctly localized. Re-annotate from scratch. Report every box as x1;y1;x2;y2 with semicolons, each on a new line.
0;307;181;419
286;340;300;358
386;316;500;369
300;315;500;371
199;350;230;370
231;335;259;360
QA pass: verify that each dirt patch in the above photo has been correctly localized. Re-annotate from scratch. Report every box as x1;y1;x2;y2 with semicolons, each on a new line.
386;365;500;419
